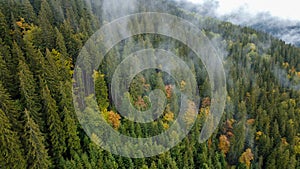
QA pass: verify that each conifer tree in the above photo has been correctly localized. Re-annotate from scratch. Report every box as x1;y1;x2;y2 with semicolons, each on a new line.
43;49;62;98
9;42;23;90
20;0;37;23
0;52;14;94
37;0;55;50
29;0;42;14
0;108;26;168
42;84;66;164
18;52;42;127
23;34;46;79
55;27;68;58
0;81;22;131
23;109;51;169
0;10;11;43
58;81;81;158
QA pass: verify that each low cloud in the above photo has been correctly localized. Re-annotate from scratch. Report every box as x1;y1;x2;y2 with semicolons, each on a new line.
173;0;300;46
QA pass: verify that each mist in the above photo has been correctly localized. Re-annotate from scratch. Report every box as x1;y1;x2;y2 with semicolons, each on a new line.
172;0;300;47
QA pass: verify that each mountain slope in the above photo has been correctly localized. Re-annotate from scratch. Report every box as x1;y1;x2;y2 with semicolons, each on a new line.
0;0;299;168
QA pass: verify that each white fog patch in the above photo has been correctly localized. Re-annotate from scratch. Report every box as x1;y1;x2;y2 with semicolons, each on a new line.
174;0;300;46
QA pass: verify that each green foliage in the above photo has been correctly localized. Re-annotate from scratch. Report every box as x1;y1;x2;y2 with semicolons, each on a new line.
42;84;66;164
0;0;299;168
18;50;42;127
23;109;51;169
0;52;14;94
0;82;22;130
94;70;109;111
0;108;26;168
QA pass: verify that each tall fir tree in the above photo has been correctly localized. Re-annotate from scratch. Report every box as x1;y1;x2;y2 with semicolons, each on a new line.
23;109;52;169
55;27;68;58
18;50;42;128
0;108;26;168
19;0;37;24
0;81;22;131
0;10;11;44
23;34;46;80
37;0;55;51
59;81;81;158
42;84;66;164
0;52;14;95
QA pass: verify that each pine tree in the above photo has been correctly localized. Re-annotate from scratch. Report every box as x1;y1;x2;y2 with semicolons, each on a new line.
228;101;247;164
0;52;14;95
37;0;55;50
18;53;42;128
23;34;46;79
58;82;81;158
45;48;73;87
59;20;82;60
9;13;23;45
0;108;26;168
0;9;11;43
62;106;81;157
42;84;66;164
0;81;22;131
23;109;51;169
43;49;62;98
55;27;68;58
10;41;22;68
0;40;17;94
20;0;36;23
29;0;42;14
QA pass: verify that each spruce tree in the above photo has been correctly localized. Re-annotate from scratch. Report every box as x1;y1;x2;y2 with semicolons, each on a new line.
37;0;55;51
23;109;51;169
42;84;66;164
61;104;81;158
18;52;42;128
55;27;68;58
23;35;46;79
0;108;26;168
0;10;11;43
0;81;22;131
43;49;62;98
0;52;14;95
58;81;81;158
20;0;36;23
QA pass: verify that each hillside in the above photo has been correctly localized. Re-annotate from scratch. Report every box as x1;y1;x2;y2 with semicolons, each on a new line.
0;0;299;169
173;0;300;47
222;12;300;47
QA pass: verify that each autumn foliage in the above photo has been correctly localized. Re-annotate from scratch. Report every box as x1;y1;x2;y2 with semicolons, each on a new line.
218;135;230;155
165;85;173;99
163;111;174;122
239;148;254;168
107;111;121;129
201;97;211;108
134;96;148;110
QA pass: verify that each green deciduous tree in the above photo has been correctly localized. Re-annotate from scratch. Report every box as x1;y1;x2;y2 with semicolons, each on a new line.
94;70;109;111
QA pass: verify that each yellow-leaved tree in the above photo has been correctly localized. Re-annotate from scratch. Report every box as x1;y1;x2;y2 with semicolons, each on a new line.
239;148;254;168
218;135;230;155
